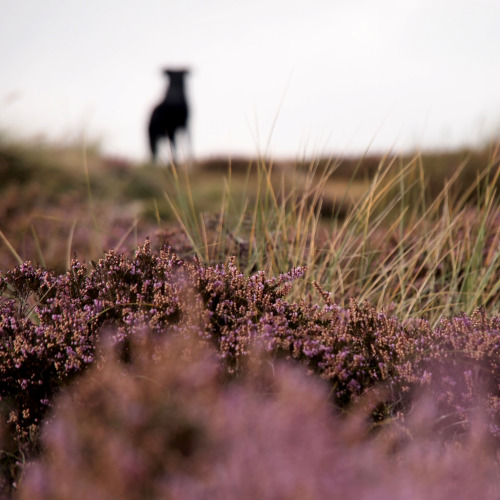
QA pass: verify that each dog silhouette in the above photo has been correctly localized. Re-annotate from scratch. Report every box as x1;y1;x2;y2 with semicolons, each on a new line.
148;69;189;162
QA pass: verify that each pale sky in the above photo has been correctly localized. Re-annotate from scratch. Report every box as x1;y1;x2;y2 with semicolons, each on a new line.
1;0;500;161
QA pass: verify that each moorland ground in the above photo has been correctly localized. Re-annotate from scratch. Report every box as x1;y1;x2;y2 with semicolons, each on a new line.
1;136;500;498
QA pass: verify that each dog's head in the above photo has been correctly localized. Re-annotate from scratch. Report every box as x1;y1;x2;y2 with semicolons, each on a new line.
163;68;189;87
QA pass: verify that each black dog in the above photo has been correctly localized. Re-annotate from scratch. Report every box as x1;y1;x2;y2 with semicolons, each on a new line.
148;69;189;162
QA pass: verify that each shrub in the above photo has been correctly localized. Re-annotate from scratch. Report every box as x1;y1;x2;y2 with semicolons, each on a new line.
2;240;500;493
17;334;500;500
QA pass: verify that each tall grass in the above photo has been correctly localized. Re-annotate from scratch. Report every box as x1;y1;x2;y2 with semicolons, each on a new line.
0;138;148;272
1;135;499;323
164;148;500;325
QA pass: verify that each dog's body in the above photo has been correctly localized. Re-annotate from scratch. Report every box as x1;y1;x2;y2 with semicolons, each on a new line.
148;69;189;162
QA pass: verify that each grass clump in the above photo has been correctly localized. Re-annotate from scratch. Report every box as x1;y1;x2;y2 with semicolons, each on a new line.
164;147;500;324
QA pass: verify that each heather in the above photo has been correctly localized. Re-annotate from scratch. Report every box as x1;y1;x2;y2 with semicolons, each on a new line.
14;335;500;500
1;137;500;497
2;241;500;495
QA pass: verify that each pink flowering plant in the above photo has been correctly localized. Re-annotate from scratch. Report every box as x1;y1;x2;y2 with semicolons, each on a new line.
2;239;500;495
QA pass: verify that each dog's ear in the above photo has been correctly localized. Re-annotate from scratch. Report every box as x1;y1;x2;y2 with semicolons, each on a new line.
163;68;189;78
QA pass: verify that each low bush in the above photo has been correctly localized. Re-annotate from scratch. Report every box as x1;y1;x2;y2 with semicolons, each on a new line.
15;334;500;500
2;240;500;494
